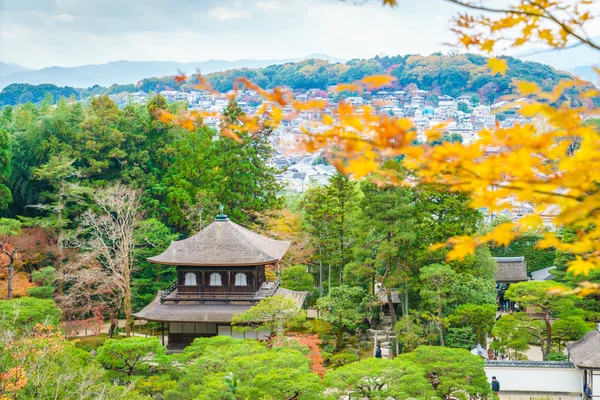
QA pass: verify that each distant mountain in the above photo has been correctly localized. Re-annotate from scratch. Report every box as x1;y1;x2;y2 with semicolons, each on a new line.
570;64;599;84
3;53;594;108
516;36;600;71
0;55;345;89
0;62;30;77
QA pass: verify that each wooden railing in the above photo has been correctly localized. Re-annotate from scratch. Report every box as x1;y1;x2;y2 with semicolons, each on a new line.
160;283;258;303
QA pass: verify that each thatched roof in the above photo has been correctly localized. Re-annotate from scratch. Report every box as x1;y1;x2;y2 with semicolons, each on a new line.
568;327;600;369
375;283;401;304
494;257;528;282
132;287;308;323
148;216;290;266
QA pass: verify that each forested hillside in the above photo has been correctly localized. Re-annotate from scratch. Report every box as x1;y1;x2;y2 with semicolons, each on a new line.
200;53;576;96
0;53;585;107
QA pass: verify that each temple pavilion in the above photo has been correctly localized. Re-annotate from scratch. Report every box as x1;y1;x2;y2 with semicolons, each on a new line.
132;213;308;352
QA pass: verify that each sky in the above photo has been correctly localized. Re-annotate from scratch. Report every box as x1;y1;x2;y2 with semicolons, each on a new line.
0;0;463;69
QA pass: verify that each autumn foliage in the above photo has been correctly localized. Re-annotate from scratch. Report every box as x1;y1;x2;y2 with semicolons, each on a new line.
287;333;326;377
158;0;600;296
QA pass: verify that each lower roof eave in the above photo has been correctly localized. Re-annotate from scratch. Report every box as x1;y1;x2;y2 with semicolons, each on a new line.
131;315;235;324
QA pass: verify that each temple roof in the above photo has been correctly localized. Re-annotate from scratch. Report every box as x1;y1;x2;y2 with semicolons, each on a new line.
131;287;309;323
567;327;600;369
148;216;290;266
494;256;528;282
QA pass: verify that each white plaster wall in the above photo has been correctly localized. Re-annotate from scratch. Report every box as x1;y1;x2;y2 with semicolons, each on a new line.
593;371;600;398
484;367;582;394
217;325;269;340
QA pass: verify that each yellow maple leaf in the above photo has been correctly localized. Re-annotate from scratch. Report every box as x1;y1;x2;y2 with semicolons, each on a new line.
567;257;596;276
481;39;496;53
482;222;516;247
446;236;476;261
515;81;541;96
382;0;398;6
360;75;397;90
487;57;508;76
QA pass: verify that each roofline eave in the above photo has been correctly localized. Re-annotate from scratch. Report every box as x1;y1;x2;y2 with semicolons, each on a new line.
146;258;280;266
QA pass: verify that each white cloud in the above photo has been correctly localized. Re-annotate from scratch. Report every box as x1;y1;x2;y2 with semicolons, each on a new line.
256;1;279;11
208;6;250;21
51;13;75;23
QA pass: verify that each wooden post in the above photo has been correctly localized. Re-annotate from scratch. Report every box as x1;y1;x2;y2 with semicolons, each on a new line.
395;334;399;358
374;333;378;357
161;322;165;346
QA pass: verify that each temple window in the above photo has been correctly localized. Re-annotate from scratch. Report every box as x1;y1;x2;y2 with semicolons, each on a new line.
209;273;222;286
234;273;247;286
184;272;197;286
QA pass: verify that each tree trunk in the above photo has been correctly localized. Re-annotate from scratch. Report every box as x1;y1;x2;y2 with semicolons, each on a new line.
124;277;132;338
387;291;397;328
56;206;65;295
108;319;117;338
328;262;331;295
319;245;323;297
542;310;552;359
335;329;343;349
437;294;444;346
336;313;344;348
7;259;14;300
1;245;16;300
401;282;409;317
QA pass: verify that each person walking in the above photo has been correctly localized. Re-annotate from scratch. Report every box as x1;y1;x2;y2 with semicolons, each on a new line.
375;344;382;358
584;383;593;399
491;376;500;394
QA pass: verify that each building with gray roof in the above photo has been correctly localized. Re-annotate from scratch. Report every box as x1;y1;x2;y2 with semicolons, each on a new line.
133;214;308;352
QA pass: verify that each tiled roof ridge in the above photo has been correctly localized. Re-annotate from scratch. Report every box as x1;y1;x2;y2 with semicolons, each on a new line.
485;360;575;368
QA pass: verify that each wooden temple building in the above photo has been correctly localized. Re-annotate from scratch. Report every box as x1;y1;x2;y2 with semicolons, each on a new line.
132;214;308;352
494;256;528;284
494;257;528;311
568;324;600;398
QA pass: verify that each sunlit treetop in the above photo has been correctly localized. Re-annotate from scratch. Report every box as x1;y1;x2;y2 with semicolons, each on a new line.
159;0;600;295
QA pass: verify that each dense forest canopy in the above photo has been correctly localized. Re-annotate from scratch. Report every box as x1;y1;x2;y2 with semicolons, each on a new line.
0;53;584;107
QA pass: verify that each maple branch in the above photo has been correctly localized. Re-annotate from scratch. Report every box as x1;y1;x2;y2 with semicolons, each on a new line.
442;0;600;52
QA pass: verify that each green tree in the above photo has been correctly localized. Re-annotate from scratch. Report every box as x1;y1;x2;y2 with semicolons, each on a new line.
490;312;533;359
352;161;415;321
131;218;179;310
325;358;435;399
324;173;359;286
158;101;281;233
393;314;437;352
168;336;323;400
29;156;88;264
96;337;167;376
27;266;56;299
0;297;61;330
504;280;571;359
316;285;377;348
300;185;335;296
419;263;458;346
231;296;305;347
399;346;491;400
445;327;478;350
448;303;496;346
457;101;470;113
0;218;22;299
0;128;12;210
281;265;314;292
0;327;145;400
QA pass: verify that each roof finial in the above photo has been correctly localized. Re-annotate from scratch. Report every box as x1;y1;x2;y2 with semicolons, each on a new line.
216;204;228;221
